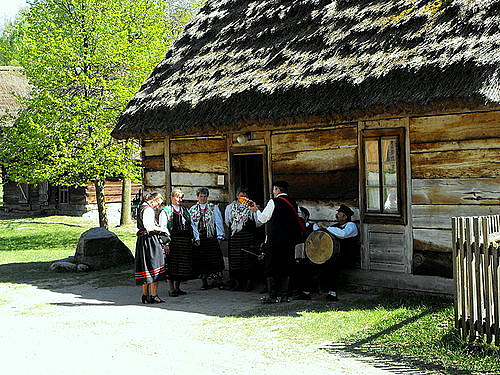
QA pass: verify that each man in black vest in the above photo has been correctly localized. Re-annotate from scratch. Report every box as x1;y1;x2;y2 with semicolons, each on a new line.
251;181;303;303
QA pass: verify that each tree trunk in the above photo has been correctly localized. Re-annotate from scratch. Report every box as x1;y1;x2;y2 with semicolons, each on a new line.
94;179;108;229
120;177;132;226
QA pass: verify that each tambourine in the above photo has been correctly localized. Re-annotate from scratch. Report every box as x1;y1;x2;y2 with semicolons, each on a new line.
305;229;335;264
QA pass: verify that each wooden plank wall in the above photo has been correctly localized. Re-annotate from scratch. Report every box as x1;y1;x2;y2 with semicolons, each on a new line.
271;124;358;222
85;181;142;204
410;111;500;258
169;137;228;204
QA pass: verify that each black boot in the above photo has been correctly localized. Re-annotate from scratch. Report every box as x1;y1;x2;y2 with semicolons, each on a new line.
279;276;290;303
260;277;278;304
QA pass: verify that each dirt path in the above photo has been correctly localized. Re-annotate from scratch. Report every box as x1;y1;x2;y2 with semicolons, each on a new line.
0;280;426;375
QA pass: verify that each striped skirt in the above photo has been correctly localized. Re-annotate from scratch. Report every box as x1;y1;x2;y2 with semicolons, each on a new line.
228;229;259;280
135;233;166;285
193;237;224;276
166;231;195;281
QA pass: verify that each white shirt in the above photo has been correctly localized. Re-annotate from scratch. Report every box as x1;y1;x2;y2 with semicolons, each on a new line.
142;206;156;232
256;193;294;224
313;221;358;239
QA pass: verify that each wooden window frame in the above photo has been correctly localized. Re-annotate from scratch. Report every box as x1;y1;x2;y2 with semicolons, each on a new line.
360;127;407;225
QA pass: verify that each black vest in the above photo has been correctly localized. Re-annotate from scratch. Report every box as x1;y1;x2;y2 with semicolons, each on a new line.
267;195;300;247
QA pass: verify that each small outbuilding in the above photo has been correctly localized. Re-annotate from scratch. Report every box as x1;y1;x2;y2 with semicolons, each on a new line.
112;0;500;293
0;66;141;218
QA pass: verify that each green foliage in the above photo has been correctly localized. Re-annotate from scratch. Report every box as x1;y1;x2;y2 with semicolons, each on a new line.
0;13;27;66
0;0;203;187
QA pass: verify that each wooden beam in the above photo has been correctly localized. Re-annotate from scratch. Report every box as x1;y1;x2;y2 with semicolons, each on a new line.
171;152;228;173
413;228;452;252
142;141;164;157
413;204;500;229
170;138;226;154
271;126;357;154
411;149;500;179
412;178;500;205
272;148;357;174
410;111;500;144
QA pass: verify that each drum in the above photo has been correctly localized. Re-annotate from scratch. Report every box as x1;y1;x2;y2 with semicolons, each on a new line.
305;229;338;264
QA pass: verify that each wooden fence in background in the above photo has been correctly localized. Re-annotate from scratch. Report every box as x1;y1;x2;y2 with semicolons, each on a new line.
452;215;500;345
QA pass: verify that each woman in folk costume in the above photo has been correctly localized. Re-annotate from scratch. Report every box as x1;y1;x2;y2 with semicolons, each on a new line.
189;187;225;290
224;187;264;291
135;192;169;304
159;188;199;297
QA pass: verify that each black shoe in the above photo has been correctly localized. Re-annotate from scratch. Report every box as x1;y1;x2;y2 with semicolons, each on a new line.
326;293;339;302
201;283;209;290
141;295;149;304
279;296;290;303
149;295;165;303
168;290;179;297
176;289;187;295
260;296;278;304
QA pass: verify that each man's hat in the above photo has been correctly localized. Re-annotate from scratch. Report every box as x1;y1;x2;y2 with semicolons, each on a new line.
337;204;354;217
273;180;288;191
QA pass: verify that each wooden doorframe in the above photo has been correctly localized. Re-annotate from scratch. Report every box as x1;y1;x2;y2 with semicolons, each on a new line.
228;145;269;204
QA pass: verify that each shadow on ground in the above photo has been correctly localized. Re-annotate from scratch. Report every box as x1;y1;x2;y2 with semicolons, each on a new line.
1;261;474;375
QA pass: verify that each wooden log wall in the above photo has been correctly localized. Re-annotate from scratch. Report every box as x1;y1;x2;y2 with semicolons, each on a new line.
2;182;32;211
271;124;358;222
168;137;228;204
410;111;500;258
85;181;142;204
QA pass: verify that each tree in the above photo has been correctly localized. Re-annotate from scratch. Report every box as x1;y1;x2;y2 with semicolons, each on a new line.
0;0;201;228
0;13;28;66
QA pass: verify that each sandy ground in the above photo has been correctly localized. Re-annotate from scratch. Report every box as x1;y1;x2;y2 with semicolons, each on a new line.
0;280;429;375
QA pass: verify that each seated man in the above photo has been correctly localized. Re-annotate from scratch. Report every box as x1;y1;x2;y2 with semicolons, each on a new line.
313;204;358;301
291;207;316;300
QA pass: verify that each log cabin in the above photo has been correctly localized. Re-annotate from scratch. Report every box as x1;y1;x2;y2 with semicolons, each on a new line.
112;0;500;294
0;66;141;219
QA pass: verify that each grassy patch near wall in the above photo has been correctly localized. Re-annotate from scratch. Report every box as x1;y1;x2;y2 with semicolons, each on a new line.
205;293;499;374
0;216;136;287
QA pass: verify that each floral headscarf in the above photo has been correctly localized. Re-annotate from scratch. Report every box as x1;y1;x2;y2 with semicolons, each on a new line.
228;201;252;236
189;203;216;238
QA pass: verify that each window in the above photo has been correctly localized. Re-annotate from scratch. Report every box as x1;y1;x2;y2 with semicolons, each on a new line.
18;183;29;203
58;186;69;204
360;128;407;224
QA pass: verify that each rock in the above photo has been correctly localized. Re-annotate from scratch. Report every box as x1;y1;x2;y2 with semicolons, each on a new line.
50;261;77;273
52;256;75;264
76;264;89;272
74;227;134;270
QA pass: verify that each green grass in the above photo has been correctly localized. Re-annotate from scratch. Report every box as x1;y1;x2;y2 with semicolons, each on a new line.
206;294;500;374
0;215;136;287
1;216;499;373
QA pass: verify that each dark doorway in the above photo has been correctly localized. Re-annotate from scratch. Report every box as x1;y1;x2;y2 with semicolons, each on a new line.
231;153;266;207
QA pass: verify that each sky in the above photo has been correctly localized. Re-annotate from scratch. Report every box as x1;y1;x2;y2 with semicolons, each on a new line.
0;0;28;25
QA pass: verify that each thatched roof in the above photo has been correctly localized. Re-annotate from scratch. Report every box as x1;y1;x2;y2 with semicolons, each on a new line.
113;0;500;139
0;66;31;126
